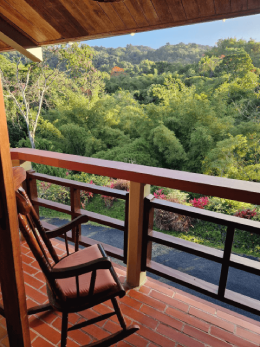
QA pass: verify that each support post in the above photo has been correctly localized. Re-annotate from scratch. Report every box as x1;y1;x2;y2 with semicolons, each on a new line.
70;188;81;243
0;77;31;346
126;182;150;287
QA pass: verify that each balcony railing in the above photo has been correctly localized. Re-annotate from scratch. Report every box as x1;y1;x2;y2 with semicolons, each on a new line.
11;148;260;317
26;170;129;263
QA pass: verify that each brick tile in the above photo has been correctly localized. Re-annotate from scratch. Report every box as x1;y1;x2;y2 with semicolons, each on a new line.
157;324;204;347
80;309;104;328
68;329;92;345
138;286;151;295
125;332;150;347
150;290;189;312
36;311;58;325
22;262;39;275
116;341;131;347
183;325;230;347
104;320;121;334
0;336;10;347
30;260;41;271
30;316;61;344
32;336;54;347
166;306;210;333
34;271;46;282
120;303;158;330
189;307;235;332
0;326;7;340
138;326;176;346
217;310;260;334
83;324;110;340
141;305;183;331
93;303;113;316
23;272;44;289
21;253;35;265
119;295;142;311
66;339;80;347
175;292;216;315
236;326;260;345
25;284;47;304
146;280;175;297
211;326;258;347
128;290;166;312
110;313;132;327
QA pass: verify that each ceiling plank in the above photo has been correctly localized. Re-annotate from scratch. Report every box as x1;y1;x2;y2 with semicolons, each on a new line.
196;0;216;17
181;0;201;19
25;0;88;38
137;0;161;25
151;0;173;22
165;0;186;21
0;16;36;48
99;3;126;31
231;0;248;12
1;0;61;42
82;0;116;33
124;0;149;27
112;2;137;29
214;0;232;14
248;0;260;9
59;0;96;35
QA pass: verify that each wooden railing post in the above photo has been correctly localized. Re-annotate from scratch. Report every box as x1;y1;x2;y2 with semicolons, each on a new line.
70;188;81;245
126;182;150;288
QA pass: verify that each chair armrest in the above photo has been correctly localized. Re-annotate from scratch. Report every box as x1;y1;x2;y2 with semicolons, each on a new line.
51;257;111;279
46;215;89;239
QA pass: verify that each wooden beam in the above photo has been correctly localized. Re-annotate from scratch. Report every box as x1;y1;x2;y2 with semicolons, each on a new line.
0;77;31;346
0;17;42;62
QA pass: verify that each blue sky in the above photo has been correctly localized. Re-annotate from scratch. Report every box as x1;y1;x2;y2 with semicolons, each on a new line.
86;14;260;49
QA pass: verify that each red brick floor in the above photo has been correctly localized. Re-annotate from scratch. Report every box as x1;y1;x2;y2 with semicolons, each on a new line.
1;239;260;346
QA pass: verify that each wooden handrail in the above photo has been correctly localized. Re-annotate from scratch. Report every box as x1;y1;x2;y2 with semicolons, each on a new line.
10;148;260;204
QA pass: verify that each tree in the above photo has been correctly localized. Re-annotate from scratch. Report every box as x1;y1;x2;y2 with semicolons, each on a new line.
0;43;99;148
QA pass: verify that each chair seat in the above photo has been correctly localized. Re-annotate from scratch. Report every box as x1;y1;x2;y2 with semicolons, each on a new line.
54;244;119;300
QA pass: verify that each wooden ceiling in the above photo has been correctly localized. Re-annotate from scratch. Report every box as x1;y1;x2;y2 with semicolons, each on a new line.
0;0;260;52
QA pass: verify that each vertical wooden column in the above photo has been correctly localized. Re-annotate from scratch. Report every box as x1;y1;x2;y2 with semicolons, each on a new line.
70;188;81;244
0;78;31;346
126;182;150;287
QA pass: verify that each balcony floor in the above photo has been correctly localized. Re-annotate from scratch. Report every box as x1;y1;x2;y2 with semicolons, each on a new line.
1;239;260;347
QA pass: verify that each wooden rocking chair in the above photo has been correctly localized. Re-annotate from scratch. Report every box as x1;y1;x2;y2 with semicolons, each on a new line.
13;167;139;347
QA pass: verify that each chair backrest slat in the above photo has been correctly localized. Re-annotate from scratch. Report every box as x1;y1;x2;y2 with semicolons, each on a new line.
13;167;61;298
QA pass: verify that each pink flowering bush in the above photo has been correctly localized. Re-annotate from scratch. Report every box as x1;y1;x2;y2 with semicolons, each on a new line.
80;181;94;209
234;209;257;219
190;197;209;209
101;179;129;208
153;189;166;199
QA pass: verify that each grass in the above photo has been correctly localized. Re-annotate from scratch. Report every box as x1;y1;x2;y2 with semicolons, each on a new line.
39;198;260;259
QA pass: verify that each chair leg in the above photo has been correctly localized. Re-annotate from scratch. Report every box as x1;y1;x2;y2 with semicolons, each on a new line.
111;297;126;330
61;312;68;347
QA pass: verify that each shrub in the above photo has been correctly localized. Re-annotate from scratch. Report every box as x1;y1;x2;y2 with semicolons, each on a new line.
190;196;209;209
234;208;257;219
154;197;193;232
80;181;94;209
110;179;129;191
205;197;253;215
